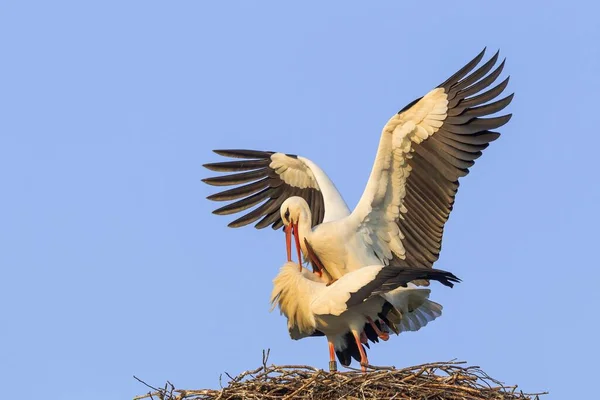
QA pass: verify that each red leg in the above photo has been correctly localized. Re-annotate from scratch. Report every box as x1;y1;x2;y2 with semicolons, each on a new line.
367;317;389;341
328;340;337;372
352;331;369;373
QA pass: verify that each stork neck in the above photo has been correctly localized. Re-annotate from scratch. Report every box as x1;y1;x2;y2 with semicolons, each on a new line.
297;156;351;220
296;206;312;248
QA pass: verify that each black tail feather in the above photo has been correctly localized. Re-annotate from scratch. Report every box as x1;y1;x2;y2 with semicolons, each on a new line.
364;322;379;344
335;318;387;367
335;331;363;366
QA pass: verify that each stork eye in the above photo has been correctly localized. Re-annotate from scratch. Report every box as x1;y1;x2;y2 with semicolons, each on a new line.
284;208;290;221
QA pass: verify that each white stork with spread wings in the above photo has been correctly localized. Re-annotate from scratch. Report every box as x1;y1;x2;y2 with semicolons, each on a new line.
270;261;460;371
203;48;513;283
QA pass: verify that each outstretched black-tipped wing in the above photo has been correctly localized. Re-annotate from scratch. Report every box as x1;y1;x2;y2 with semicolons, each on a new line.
346;265;461;309
203;150;325;230
350;49;513;283
396;48;513;271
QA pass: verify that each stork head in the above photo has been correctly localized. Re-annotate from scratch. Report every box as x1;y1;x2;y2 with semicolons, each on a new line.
280;197;309;272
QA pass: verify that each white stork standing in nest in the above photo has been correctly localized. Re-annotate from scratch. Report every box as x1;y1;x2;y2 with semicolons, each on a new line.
203;48;513;365
270;261;460;371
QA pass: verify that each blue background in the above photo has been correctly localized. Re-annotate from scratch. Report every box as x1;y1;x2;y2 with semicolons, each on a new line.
2;2;598;399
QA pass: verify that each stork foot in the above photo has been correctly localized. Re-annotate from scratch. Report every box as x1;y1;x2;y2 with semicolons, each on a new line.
329;360;337;372
367;317;389;341
360;360;369;373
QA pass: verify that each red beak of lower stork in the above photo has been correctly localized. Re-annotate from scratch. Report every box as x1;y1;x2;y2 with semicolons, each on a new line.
285;222;303;272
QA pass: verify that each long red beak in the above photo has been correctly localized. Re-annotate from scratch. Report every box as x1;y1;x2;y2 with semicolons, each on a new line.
284;222;303;271
285;224;293;262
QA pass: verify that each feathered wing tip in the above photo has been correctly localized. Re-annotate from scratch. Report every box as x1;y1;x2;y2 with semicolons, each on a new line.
374;266;461;296
425;268;461;288
387;48;513;277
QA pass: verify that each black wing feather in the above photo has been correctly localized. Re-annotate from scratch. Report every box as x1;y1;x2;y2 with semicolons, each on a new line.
391;49;513;275
345;266;461;309
203;150;326;229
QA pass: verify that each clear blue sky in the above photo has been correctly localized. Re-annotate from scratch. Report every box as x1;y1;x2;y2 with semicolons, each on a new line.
1;2;598;399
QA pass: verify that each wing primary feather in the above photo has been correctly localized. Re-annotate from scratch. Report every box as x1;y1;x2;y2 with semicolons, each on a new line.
438;48;486;89
428;136;482;162
227;188;285;227
203;159;270;172
425;140;476;169
372;266;461;296
271;219;284;230
255;207;283;229
450;50;500;93
455;60;506;100
434;132;489;153
202;168;268;187
449;77;510;111
206;178;270;201
212;149;274;159
212;187;275;216
228;212;265;228
437;129;500;145
463;93;514;117
445;94;513;125
349;265;460;306
253;194;290;229
444;114;512;135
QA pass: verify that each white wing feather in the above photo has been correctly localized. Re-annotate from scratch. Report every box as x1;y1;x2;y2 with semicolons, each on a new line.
269;153;319;189
347;88;449;263
310;265;383;316
270;153;351;223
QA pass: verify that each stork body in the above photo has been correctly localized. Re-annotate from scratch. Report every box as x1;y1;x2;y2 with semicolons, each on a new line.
204;49;513;366
271;262;459;370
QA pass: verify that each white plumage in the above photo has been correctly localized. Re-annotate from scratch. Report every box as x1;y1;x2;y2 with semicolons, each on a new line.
270;261;459;370
204;48;513;281
203;48;512;368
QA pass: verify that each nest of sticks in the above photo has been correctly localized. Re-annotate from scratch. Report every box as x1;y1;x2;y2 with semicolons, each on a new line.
134;351;546;400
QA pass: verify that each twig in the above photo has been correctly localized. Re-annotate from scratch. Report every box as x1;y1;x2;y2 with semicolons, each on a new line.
282;370;322;400
134;360;546;400
134;376;160;392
